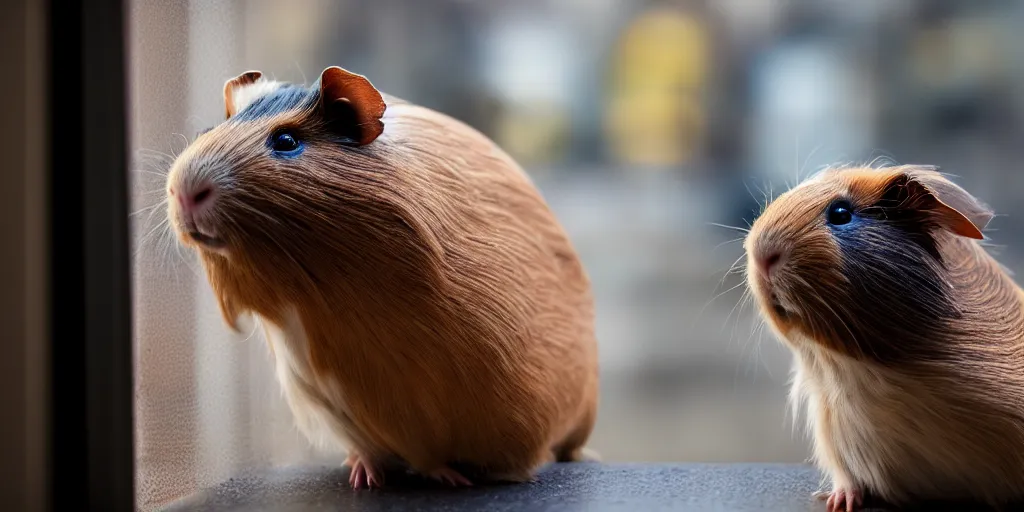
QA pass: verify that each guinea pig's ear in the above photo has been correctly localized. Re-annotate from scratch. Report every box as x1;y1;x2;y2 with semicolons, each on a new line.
223;70;263;119
888;168;994;240
316;66;386;146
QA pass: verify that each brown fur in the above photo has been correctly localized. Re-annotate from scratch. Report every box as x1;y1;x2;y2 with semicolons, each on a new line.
166;67;599;481
745;165;1024;507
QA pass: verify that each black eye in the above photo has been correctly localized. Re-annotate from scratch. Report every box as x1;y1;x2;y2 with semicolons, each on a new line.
270;130;302;155
826;201;854;226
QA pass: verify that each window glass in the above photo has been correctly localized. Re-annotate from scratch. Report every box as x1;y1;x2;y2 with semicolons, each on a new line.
131;1;1024;509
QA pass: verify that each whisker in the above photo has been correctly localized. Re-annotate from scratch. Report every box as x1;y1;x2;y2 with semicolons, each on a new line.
136;147;177;162
754;320;774;381
725;286;752;339
717;252;748;288
725;263;748;274
131;169;170;179
133;189;170;200
750;180;769;210
699;279;747;333
742;178;759;206
293;60;308;86
159;223;179;277
226;201;283;227
708;222;749;234
798;143;825;183
166;227;202;283
712;237;744;252
130;201;166;218
133;218;170;260
172;133;191;155
728;286;753;345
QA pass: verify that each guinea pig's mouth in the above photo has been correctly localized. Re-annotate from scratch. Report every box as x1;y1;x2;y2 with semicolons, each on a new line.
769;292;793;320
182;218;226;249
188;230;226;249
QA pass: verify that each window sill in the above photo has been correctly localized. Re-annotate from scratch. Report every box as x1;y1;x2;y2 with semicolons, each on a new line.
166;462;846;511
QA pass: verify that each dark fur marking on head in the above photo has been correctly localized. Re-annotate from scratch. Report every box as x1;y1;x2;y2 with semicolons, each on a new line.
231;84;319;123
860;184;942;261
829;221;962;362
816;175;966;361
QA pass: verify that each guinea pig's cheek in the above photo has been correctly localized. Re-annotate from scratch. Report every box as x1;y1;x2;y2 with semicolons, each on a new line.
761;303;789;330
755;289;801;336
198;240;232;259
169;217;197;247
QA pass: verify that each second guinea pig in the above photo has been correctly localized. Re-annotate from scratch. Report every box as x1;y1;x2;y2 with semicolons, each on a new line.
165;66;599;488
745;166;1024;511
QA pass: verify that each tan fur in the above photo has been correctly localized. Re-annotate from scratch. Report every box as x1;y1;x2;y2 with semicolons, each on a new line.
167;68;599;481
746;166;1024;506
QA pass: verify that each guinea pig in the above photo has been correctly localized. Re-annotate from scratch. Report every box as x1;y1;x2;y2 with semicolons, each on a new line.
744;165;1024;511
165;66;599;488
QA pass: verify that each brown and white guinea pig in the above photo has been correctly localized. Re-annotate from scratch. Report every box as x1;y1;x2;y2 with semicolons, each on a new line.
164;66;599;488
744;165;1024;511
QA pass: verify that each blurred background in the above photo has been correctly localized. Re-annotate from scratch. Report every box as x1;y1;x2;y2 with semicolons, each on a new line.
130;0;1024;509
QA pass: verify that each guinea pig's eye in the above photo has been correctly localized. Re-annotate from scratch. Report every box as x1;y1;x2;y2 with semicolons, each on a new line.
826;200;854;226
270;130;303;156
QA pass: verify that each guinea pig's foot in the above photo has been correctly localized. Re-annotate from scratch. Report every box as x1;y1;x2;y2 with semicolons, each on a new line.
345;454;384;490
427;465;473;487
819;487;862;512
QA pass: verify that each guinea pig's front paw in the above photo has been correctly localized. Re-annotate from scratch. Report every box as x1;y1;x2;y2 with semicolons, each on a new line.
426;465;473;487
344;452;384;490
816;487;863;512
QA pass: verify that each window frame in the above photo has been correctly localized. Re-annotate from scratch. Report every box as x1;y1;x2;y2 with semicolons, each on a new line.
49;0;135;510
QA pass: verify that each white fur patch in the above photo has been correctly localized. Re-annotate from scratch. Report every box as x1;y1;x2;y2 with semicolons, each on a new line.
787;332;1024;503
261;309;353;453
231;79;285;117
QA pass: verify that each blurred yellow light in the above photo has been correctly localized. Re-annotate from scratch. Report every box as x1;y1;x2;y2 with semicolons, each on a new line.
495;105;570;167
605;7;708;168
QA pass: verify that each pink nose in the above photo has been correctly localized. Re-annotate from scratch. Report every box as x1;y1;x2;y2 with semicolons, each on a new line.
171;181;216;216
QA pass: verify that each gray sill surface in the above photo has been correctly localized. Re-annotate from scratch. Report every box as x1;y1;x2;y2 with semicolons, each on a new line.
163;462;1002;511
